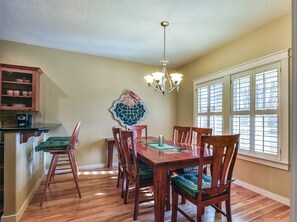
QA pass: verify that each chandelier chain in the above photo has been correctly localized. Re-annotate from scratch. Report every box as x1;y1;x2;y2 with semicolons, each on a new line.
163;23;166;63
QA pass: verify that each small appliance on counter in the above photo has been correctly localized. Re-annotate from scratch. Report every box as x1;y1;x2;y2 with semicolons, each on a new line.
16;114;32;127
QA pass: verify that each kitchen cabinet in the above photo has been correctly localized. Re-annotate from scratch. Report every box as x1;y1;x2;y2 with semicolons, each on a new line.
0;64;43;111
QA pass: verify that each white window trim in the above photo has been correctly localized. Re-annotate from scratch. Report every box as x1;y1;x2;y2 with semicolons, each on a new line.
193;49;290;170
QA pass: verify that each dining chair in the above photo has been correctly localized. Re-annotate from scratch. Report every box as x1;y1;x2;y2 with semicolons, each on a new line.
175;127;213;204
171;134;240;222
178;127;213;173
112;126;126;198
119;129;154;220
172;126;191;144
127;124;147;140
35;122;82;206
190;127;213;145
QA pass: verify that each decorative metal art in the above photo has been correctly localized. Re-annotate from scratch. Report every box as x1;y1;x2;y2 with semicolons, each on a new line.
110;90;148;127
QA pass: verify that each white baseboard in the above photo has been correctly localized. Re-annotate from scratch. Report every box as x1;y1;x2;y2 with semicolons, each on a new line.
234;179;290;206
78;162;118;170
1;177;43;222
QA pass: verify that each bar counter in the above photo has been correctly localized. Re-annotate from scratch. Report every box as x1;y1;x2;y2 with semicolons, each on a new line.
0;123;61;222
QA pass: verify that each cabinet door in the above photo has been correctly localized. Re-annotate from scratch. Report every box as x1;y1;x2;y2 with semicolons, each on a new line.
0;65;42;111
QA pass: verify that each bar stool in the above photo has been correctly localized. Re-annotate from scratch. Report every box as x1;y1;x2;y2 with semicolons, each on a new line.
35;122;81;206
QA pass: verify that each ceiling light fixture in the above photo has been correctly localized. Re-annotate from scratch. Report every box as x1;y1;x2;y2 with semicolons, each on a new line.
144;21;183;95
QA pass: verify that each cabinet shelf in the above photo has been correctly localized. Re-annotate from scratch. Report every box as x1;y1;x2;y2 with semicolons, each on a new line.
2;95;32;98
2;81;32;85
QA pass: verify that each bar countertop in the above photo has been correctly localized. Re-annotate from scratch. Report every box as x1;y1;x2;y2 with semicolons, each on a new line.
0;123;61;132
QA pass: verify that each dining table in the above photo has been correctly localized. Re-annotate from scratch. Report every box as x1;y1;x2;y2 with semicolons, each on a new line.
135;137;212;222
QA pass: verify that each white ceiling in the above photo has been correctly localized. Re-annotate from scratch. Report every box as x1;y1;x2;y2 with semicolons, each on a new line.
0;0;291;68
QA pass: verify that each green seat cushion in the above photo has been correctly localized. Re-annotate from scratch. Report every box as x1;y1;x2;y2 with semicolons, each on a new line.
35;140;70;152
171;173;212;198
175;166;199;174
46;136;70;142
129;155;154;180
138;161;154;180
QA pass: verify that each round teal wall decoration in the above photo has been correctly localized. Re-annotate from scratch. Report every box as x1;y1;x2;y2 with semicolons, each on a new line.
110;90;148;127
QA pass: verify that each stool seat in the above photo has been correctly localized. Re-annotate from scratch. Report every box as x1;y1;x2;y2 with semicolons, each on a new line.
35;140;70;151
46;136;71;142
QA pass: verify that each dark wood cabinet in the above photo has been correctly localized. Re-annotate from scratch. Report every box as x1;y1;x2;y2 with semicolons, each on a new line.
0;64;43;111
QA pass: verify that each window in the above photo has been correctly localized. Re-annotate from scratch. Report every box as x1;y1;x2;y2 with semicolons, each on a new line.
196;79;223;135
231;63;280;160
193;50;290;169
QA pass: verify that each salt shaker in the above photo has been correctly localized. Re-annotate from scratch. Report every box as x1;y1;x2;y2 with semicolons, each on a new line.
158;135;164;147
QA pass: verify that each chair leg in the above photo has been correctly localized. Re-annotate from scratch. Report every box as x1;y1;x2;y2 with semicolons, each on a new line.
121;169;127;199
133;183;140;221
124;178;129;204
197;205;203;222
181;196;186;204
166;172;171;211
71;152;80;178
226;199;232;222
68;152;82;198
40;154;58;206
116;164;121;188
171;188;178;222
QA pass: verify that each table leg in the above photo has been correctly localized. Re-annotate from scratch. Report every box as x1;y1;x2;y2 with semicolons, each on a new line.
107;140;114;170
154;166;167;222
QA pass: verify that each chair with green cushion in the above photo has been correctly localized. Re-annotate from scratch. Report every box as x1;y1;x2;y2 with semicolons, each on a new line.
119;129;155;220
127;124;147;141
112;126;126;198
35;122;81;206
171;134;240;222
175;127;213;175
172;125;191;144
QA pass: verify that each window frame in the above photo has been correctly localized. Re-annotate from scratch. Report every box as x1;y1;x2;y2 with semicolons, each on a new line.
193;49;290;170
231;62;281;160
195;78;224;135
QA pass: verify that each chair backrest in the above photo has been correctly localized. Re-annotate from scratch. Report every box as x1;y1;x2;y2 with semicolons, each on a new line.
198;134;240;195
112;127;125;165
190;127;212;145
119;130;139;179
127;125;147;141
172;126;191;144
67;122;81;151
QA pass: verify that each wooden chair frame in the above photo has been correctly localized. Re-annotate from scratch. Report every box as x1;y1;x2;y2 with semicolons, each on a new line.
172;126;191;144
127;125;147;140
171;134;240;222
40;122;81;207
120;129;154;220
190;127;212;145
112;126;126;198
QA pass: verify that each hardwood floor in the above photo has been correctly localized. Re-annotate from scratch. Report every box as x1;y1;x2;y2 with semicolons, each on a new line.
21;167;290;222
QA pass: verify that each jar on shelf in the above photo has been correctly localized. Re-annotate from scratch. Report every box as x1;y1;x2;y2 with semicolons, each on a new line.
13;90;20;96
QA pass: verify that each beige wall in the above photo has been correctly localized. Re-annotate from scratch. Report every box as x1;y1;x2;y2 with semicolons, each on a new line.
0;40;177;166
177;14;292;198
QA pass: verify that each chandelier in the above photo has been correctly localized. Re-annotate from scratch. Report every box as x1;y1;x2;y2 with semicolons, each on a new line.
144;21;183;95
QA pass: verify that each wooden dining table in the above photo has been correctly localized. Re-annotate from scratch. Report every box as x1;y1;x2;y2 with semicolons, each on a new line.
135;137;212;222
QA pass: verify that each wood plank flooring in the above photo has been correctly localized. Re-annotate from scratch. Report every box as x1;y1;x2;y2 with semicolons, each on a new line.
21;167;290;222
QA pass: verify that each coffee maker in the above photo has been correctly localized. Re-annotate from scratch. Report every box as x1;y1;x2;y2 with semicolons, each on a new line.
16;114;32;127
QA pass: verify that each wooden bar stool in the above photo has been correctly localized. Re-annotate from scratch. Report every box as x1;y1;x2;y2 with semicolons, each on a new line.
35;122;81;206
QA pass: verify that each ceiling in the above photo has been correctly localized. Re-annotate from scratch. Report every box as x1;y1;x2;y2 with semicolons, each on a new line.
0;0;291;68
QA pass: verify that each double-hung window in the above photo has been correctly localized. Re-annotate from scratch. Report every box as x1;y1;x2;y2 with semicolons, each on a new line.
193;50;290;169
